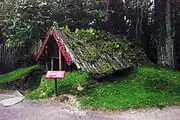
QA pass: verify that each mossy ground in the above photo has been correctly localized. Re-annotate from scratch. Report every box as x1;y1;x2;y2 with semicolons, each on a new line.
0;65;40;83
26;65;180;110
25;72;89;99
80;65;180;110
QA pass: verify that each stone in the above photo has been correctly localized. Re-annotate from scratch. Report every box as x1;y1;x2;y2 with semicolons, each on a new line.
0;96;24;107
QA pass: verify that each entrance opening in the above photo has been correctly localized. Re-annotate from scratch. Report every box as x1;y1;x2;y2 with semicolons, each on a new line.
41;36;75;71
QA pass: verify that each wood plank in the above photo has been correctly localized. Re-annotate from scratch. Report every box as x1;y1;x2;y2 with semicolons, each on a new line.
51;58;54;70
59;50;62;70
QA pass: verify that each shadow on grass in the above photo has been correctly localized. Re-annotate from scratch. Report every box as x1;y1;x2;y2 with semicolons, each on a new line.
97;67;135;82
27;70;43;90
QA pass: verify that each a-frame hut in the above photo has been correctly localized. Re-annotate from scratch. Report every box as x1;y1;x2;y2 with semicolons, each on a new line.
36;26;148;75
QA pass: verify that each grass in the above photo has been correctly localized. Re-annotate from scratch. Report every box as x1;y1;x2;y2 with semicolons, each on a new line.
80;65;180;110
0;65;40;83
25;72;89;99
26;65;180;110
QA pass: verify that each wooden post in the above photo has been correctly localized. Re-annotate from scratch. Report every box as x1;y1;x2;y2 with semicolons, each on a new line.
54;78;58;96
59;50;62;70
51;57;58;96
51;57;54;70
52;49;62;97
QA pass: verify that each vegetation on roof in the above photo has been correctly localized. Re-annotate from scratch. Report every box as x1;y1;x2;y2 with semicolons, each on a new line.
63;26;131;54
0;65;40;83
56;26;149;75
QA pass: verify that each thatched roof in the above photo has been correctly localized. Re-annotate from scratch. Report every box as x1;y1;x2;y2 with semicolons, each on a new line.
36;27;149;74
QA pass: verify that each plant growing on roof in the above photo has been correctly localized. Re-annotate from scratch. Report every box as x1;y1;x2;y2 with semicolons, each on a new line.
74;28;96;43
98;62;113;74
100;41;121;54
81;47;99;62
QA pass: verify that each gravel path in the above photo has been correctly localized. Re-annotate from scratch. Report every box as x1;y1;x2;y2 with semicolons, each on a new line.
0;92;180;120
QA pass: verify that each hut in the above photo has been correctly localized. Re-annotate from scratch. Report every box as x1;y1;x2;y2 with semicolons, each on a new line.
36;26;148;75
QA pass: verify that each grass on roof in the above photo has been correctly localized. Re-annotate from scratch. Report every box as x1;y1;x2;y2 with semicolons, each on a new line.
25;65;180;110
0;65;40;83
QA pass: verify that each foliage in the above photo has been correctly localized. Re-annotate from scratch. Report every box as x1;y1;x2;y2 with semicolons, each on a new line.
1;0;54;46
1;0;180;68
25;72;89;99
0;0;106;47
81;47;99;62
0;65;40;83
98;62;113;74
63;27;130;55
54;0;106;28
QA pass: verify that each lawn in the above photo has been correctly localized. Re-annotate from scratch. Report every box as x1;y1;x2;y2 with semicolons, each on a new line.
26;65;180;110
25;72;89;99
0;65;40;83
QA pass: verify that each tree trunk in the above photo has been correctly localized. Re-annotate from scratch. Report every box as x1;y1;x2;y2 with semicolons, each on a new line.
156;0;175;68
135;0;141;42
155;0;166;65
165;0;175;67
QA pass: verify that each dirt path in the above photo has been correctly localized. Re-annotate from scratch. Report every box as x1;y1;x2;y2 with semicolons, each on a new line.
0;92;180;120
0;100;180;120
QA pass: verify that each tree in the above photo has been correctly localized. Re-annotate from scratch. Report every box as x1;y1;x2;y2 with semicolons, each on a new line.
1;0;180;69
104;0;126;34
155;0;176;68
0;0;106;47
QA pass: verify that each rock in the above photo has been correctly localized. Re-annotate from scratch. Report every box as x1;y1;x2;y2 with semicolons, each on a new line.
0;96;24;107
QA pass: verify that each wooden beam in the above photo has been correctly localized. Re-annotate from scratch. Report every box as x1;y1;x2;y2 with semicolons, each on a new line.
51;57;58;96
59;49;62;70
51;57;54;70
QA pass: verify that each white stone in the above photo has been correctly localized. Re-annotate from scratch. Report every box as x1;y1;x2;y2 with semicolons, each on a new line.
0;96;24;107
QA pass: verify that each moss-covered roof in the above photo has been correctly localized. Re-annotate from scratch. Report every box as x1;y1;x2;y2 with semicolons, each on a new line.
54;27;149;75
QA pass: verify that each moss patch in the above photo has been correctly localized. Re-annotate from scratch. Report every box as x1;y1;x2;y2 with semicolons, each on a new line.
81;47;99;62
0;65;40;83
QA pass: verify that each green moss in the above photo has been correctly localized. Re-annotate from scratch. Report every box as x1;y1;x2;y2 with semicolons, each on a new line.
63;27;133;56
81;47;99;62
0;65;40;83
98;62;113;74
100;41;121;54
69;42;79;48
62;27;148;72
